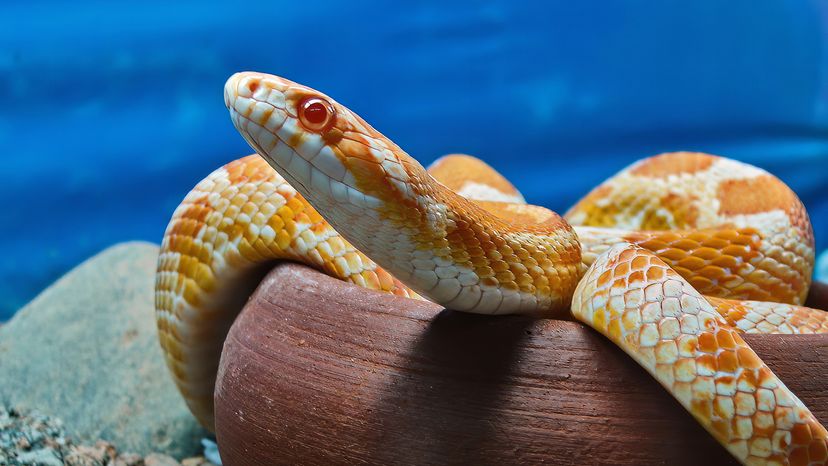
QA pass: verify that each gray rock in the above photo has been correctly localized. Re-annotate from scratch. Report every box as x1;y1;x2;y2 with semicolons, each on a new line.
0;242;208;458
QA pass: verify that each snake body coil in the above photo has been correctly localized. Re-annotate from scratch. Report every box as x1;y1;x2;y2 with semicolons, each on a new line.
155;71;828;465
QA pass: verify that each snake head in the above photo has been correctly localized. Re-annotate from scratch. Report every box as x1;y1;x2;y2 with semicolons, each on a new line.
224;72;424;222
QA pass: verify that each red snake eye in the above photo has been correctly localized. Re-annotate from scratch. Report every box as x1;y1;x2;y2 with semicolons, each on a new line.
299;97;334;132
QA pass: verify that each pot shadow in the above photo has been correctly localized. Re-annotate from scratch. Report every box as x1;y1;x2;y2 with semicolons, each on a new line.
361;303;741;465
369;308;537;464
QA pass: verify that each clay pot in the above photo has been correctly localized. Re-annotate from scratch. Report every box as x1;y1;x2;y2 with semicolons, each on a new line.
214;263;828;466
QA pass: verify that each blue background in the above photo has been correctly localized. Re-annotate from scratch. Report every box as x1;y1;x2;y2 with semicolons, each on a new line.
2;1;827;318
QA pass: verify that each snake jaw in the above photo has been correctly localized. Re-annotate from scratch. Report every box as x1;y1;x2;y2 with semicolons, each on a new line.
226;73;351;207
225;72;429;224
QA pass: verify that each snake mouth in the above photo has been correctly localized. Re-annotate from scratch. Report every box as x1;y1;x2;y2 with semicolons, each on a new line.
224;72;292;159
224;72;326;191
224;72;386;217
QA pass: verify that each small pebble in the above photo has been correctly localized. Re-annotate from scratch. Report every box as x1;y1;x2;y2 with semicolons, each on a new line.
0;405;217;466
182;456;211;466
201;438;222;465
16;448;63;466
145;452;181;466
113;453;145;466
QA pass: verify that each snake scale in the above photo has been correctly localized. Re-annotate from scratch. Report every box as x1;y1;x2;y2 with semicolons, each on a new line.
155;71;828;465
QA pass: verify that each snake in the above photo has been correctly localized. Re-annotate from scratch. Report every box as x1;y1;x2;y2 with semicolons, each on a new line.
155;71;828;465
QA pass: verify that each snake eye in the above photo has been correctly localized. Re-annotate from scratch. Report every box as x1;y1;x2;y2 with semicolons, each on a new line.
298;97;335;132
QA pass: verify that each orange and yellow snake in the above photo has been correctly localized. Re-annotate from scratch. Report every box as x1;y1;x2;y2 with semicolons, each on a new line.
155;71;828;465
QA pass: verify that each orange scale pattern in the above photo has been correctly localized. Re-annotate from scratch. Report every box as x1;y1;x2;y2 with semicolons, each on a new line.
155;155;416;429
623;228;811;305
572;244;828;466
708;297;828;335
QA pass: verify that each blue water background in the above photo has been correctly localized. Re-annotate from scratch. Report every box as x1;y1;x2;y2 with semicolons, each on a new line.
2;1;827;318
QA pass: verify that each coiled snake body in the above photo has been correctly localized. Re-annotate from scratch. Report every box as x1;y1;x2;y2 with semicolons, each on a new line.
156;71;828;465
